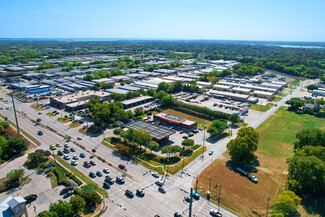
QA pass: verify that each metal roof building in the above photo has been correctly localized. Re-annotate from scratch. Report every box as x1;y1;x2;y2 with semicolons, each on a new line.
124;120;176;141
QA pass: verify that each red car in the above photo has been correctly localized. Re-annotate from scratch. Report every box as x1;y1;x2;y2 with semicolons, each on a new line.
118;164;125;169
84;161;91;168
60;187;70;195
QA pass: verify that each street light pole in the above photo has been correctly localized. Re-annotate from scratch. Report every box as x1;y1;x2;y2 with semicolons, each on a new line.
11;91;20;133
266;195;270;217
218;184;222;213
189;186;193;217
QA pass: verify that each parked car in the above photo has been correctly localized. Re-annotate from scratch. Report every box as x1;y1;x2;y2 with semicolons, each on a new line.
116;177;125;184
57;150;63;156
37;131;43;136
192;193;200;200
105;176;114;184
182;135;188;139
118;164;125;169
209;150;214;155
70;148;76;152
158;186;166;193
64;143;69;148
24;194;37;204
63;148;70;154
136;189;145;197
89;172;96;178
84;161;91;168
71;160;77;166
125;190;134;198
155;180;163;186
210;209;222;217
152;172;159;178
60;187;71;195
174;212;182;217
96;171;103;177
184;196;191;203
63;190;74;198
80;153;85;158
77;137;82;140
90;161;96;166
103;182;111;189
56;143;61;147
248;174;258;183
103;168;110;173
72;155;78;160
63;154;70;160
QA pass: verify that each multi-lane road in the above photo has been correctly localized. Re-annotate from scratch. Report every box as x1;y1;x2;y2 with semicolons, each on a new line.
0;80;309;217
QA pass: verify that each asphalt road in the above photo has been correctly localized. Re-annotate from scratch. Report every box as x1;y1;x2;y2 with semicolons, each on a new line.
0;80;310;217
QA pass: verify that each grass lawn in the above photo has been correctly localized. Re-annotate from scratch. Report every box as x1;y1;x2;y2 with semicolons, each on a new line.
54;156;107;197
273;97;282;102
31;103;45;110
163;108;212;127
57;117;69;123
69;122;80;128
46;112;56;117
79;127;88;135
249;103;274;112
198;107;325;217
281;92;288;97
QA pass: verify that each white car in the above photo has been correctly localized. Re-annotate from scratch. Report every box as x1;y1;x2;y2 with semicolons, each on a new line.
56;143;61;147
103;168;110;173
71;160;77;166
210;209;222;217
152;172;159;178
63;154;70;160
64;143;69;148
209;150;214;155
72;155;78;160
248;174;258;183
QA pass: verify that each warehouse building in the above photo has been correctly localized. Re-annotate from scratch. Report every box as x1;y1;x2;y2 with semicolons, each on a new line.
209;90;250;102
153;113;197;130
122;96;153;109
26;85;51;94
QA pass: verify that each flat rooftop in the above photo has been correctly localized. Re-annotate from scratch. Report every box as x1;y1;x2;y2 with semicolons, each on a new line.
122;96;153;106
124;120;176;140
154;112;196;126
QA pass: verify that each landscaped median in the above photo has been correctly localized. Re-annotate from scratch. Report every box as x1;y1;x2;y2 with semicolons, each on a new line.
57;117;69;123
31;103;45;110
46;112;56;117
102;136;207;175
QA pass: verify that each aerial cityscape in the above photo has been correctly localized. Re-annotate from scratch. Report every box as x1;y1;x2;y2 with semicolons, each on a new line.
0;1;325;217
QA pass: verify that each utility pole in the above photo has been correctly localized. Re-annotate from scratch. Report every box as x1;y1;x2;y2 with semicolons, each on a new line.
202;126;206;158
266;195;270;217
189;187;193;217
218;184;222;212
181;156;185;175
11;91;20;133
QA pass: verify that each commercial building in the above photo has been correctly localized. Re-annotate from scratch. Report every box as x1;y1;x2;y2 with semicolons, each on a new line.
124;120;176;141
153;113;197;130
26;85;51;94
313;89;325;96
122;96;154;109
50;90;111;111
0;195;27;217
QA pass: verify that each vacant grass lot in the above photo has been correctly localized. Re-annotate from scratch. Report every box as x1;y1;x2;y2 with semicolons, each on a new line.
198;107;325;217
163;109;212;127
272;96;282;102
249;103;274;112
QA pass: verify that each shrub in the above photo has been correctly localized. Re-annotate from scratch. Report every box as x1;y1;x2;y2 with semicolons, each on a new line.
191;144;201;150
181;149;193;157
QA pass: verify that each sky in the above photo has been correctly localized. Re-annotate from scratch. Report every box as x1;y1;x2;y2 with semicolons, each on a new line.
0;0;325;41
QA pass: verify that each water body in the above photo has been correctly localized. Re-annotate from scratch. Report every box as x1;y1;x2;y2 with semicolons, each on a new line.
276;45;325;49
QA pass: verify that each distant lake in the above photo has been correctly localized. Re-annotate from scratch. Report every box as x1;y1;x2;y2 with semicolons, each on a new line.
275;45;325;49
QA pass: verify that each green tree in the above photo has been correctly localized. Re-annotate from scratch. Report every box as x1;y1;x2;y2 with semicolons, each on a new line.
134;108;145;118
157;82;169;92
271;190;301;216
38;211;59;217
83;191;102;206
174;80;183;92
7;138;27;155
207;120;229;137
161;95;175;106
70;195;86;214
49;200;74;217
227;127;259;162
182;139;195;147
228;113;240;124
294;128;325;150
149;141;159;153
113;128;123;139
147;88;156;96
6;169;25;188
